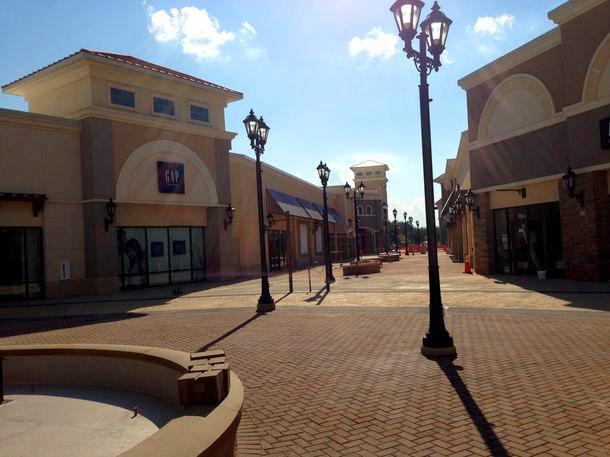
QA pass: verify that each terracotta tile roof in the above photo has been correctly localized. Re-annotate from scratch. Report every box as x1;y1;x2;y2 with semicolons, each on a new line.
2;49;243;98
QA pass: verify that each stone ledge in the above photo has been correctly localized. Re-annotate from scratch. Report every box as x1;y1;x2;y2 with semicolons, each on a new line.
0;344;243;457
342;260;382;276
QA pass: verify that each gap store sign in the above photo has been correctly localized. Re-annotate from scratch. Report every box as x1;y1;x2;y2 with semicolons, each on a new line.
157;161;185;194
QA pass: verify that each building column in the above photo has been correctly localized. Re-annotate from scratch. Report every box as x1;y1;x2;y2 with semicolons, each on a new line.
472;192;495;275
205;206;238;281
559;171;610;281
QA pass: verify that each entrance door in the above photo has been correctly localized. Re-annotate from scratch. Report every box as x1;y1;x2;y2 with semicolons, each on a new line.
0;228;43;300
268;230;286;271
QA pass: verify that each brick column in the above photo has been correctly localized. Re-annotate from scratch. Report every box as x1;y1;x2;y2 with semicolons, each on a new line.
472;192;495;275
559;171;610;281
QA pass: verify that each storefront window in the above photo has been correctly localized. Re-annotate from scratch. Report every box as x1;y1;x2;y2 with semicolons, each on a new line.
493;202;564;277
119;226;205;288
0;228;43;301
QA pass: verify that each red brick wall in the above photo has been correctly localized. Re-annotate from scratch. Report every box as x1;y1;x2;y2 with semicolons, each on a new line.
559;171;610;281
472;192;495;275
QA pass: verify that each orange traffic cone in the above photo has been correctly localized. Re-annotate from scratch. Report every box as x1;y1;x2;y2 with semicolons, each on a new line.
464;254;472;274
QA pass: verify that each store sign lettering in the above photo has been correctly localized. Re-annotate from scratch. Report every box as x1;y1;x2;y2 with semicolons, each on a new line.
157;161;185;194
601;117;610;150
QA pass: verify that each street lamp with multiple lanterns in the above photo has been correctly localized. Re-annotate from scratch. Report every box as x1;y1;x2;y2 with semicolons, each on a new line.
392;208;399;252
403;211;408;255
382;202;390;254
317;161;336;288
243;109;274;312
344;181;366;262
390;0;456;356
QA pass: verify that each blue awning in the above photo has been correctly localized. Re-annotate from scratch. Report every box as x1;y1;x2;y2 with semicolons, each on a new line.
296;198;323;221
268;189;311;219
328;207;344;225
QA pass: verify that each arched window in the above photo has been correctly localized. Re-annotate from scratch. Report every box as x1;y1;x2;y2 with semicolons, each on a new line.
357;206;363;216
478;74;555;141
365;205;373;215
583;33;610;102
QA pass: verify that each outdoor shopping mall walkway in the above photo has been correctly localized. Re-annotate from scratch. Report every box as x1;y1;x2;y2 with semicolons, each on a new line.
1;253;609;456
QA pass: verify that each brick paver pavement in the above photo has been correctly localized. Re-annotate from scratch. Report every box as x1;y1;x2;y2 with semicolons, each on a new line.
2;306;609;456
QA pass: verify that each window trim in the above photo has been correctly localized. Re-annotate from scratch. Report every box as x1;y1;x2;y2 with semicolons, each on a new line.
188;101;211;124
151;93;177;118
108;83;138;111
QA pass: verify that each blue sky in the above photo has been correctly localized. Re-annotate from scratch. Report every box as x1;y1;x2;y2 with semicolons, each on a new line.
0;0;565;223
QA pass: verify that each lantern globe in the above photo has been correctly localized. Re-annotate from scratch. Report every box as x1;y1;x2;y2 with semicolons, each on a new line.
420;1;452;59
257;117;270;146
243;109;259;141
344;182;352;196
562;167;577;197
317;161;330;185
403;211;408;219
393;208;398;218
357;181;366;196
390;0;425;43
382;202;388;211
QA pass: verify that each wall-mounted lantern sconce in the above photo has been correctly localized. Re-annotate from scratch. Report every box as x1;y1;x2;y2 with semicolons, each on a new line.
266;212;275;229
224;204;235;230
104;198;117;232
348;218;353;229
312;220;320;233
465;190;480;219
562;166;585;207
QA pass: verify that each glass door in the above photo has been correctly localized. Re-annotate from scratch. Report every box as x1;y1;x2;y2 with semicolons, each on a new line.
269;230;286;271
169;227;192;283
0;228;43;300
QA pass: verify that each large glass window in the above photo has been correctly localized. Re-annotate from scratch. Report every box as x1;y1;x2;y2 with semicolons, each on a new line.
119;226;205;288
110;87;136;108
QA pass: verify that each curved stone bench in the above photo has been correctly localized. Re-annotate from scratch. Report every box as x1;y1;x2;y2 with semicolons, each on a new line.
0;344;243;457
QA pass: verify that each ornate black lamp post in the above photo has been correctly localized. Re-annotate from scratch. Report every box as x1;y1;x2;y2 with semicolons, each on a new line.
391;0;455;356
382;202;389;254
403;211;408;255
392;208;398;251
317;161;336;287
243;109;274;312
408;216;414;249
344;181;366;262
415;220;421;248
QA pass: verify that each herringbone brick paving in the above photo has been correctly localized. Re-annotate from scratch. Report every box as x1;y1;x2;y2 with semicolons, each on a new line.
1;307;609;456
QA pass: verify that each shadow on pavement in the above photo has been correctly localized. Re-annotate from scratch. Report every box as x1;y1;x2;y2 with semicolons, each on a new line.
487;274;610;313
305;286;329;306
197;313;263;352
435;356;509;457
0;313;146;339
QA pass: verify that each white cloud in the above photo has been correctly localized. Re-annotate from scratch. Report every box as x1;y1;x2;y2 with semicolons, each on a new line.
148;6;235;60
473;14;515;38
348;27;399;60
441;50;454;65
240;21;257;36
239;21;264;59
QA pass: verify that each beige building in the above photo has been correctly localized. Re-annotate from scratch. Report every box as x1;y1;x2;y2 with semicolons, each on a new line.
437;0;610;281
0;49;365;300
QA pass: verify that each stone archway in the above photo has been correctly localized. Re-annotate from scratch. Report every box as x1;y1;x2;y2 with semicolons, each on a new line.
115;139;219;206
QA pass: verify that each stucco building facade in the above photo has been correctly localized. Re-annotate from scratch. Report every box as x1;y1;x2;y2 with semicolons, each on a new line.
437;0;610;281
0;49;377;300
